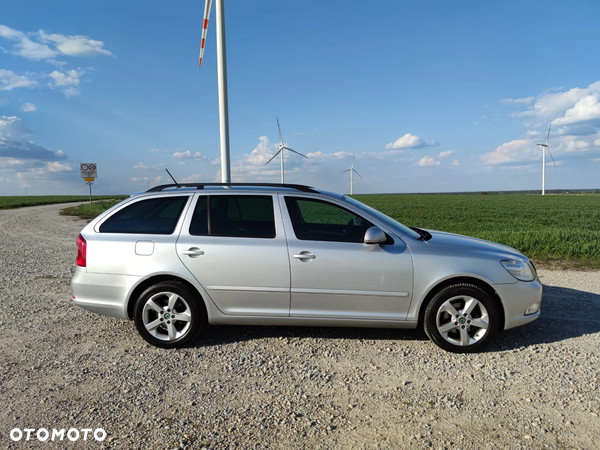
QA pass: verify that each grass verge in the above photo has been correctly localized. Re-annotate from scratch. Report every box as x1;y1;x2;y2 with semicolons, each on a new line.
60;200;123;221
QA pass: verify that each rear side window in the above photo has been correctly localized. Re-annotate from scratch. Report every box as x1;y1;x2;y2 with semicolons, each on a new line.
99;196;189;234
189;195;275;238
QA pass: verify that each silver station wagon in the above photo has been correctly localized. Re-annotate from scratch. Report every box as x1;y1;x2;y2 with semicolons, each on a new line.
71;183;542;353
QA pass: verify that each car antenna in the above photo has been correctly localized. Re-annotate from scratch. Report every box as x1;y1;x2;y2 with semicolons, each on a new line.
165;168;178;185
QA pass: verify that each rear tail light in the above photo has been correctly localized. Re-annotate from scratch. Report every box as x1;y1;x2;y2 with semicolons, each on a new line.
77;233;87;267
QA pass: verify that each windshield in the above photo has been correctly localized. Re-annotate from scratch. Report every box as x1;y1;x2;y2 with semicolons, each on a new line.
342;196;421;240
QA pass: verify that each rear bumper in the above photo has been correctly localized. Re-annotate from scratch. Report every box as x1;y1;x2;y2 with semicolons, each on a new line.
71;267;140;320
495;277;542;330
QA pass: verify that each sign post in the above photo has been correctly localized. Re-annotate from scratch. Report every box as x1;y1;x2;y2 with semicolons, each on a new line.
80;163;97;205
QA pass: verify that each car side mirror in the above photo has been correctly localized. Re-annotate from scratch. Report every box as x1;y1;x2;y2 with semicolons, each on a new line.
364;227;387;245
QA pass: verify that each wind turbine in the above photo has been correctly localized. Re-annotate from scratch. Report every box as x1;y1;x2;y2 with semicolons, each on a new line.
536;124;557;195
265;118;308;183
342;154;362;195
199;0;231;183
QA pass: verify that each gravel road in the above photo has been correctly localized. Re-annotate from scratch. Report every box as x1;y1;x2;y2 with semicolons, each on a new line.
1;203;599;449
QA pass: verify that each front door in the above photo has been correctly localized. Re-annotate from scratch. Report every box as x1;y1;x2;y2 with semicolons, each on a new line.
282;196;413;320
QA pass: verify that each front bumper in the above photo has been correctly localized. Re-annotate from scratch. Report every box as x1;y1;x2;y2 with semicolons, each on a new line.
495;277;543;330
71;267;140;319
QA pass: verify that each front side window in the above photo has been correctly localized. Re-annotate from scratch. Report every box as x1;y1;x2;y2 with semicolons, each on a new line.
285;197;373;243
99;196;189;234
189;195;275;238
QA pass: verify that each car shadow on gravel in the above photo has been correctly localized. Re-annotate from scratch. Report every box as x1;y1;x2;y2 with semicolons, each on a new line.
194;324;430;348
491;285;600;351
190;285;600;351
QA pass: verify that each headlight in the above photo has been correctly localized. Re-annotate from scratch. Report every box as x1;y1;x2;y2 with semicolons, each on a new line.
500;259;537;282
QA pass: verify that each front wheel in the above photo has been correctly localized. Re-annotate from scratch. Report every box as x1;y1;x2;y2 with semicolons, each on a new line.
424;284;499;353
133;281;206;348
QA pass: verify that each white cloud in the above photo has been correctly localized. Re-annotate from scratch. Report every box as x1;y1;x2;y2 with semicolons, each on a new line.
15;36;57;59
500;97;534;105
134;161;163;171
439;149;455;158
20;102;36;112
150;148;160;152
594;139;600;147
0;25;23;39
451;159;460;166
0;115;31;138
0;24;113;60
482;135;596;165
49;69;83;86
552;94;600;126
0;69;38;91
385;133;438;150
172;150;210;161
482;139;536;164
38;30;114;57
416;156;440;166
563;136;590;152
510;81;600;127
247;136;279;165
62;87;79;98
46;161;72;172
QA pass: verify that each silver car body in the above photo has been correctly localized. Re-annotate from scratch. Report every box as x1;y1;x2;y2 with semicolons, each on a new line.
72;187;541;336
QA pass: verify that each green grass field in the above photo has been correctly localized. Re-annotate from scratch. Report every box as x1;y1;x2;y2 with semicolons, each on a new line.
0;195;127;210
3;193;598;268
354;194;600;268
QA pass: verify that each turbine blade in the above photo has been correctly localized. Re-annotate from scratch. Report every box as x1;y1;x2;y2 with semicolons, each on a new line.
545;123;551;146
546;148;557;169
277;117;284;146
283;147;308;158
353;169;362;178
265;149;282;166
342;169;351;173
199;0;213;67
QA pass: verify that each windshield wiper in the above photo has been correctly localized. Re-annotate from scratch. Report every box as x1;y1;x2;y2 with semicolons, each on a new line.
410;227;432;241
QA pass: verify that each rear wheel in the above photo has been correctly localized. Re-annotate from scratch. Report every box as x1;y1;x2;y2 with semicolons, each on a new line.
133;281;206;348
424;283;499;353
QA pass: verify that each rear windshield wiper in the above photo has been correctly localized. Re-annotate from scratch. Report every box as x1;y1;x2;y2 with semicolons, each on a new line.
410;227;432;241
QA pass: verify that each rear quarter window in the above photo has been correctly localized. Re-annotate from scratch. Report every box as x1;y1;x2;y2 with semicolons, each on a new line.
99;196;189;234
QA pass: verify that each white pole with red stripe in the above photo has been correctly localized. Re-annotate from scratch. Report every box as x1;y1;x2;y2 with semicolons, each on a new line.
199;0;231;183
198;0;212;67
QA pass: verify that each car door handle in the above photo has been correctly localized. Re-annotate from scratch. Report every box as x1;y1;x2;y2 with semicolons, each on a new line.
182;248;204;257
293;252;316;261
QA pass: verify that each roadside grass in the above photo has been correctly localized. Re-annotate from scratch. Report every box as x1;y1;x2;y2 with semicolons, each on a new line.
354;193;600;270
0;195;127;210
16;192;599;270
60;200;124;221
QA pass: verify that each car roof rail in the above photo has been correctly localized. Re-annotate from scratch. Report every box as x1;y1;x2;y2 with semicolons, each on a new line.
145;183;318;193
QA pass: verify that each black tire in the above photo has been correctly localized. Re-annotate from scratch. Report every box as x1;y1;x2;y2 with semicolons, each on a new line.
424;283;499;353
133;281;207;349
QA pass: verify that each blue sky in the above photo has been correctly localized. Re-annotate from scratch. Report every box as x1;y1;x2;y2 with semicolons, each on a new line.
1;0;600;195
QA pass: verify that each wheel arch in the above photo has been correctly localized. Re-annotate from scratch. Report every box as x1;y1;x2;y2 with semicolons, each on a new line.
417;276;505;332
127;275;207;320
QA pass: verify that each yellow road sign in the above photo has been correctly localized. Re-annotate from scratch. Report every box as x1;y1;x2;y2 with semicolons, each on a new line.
84;177;95;181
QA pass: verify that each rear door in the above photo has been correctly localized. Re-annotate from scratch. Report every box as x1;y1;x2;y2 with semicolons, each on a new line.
176;193;291;316
281;195;413;320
